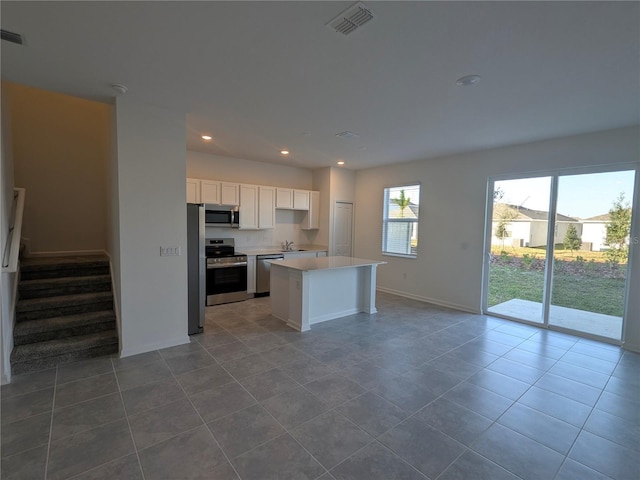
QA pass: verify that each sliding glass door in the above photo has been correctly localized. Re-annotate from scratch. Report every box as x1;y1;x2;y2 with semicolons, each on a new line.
485;168;637;342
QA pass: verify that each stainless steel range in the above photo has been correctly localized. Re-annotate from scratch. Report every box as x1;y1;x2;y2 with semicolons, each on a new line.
205;238;248;306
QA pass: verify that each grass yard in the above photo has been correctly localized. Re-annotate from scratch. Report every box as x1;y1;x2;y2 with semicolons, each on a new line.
488;264;626;317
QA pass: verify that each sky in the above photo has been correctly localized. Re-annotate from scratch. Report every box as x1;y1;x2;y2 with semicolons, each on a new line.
495;170;636;219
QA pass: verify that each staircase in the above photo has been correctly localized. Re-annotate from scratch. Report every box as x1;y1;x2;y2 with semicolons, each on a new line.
11;255;119;375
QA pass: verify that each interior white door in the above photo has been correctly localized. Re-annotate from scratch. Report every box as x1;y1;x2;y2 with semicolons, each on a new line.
334;202;353;257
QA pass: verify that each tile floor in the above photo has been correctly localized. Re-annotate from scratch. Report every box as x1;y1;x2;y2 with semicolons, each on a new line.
1;293;638;480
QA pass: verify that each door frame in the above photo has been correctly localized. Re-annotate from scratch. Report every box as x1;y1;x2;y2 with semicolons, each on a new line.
332;201;354;257
482;163;639;345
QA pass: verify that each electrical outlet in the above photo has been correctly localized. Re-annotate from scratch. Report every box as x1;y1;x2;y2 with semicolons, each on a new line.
160;246;181;256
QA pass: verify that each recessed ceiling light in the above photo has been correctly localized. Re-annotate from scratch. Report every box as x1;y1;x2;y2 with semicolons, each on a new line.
337;161;345;165
336;131;360;139
280;150;290;155
456;75;481;86
201;135;212;141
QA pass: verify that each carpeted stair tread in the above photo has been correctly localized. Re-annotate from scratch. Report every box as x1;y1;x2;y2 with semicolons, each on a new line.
11;330;118;363
17;291;113;313
19;275;112;299
20;255;109;280
11;343;119;375
14;311;116;345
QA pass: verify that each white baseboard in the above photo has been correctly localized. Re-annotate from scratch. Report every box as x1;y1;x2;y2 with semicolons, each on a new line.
119;335;190;358
376;287;480;315
25;249;108;258
622;341;640;353
311;307;361;324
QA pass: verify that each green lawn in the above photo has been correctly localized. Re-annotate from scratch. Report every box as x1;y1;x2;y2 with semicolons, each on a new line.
488;264;626;317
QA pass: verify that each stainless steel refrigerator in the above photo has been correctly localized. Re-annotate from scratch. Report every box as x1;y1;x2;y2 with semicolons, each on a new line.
187;203;205;334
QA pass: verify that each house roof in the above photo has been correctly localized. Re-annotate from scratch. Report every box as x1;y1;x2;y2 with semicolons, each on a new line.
388;202;419;219
493;204;578;222
1;2;638;170
583;213;611;222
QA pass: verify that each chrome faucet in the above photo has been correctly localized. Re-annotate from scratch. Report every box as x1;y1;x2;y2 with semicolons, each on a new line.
284;240;294;251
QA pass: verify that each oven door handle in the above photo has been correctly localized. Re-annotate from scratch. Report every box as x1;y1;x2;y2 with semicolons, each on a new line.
207;262;248;269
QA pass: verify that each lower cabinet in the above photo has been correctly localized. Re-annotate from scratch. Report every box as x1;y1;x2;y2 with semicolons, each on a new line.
247;255;256;294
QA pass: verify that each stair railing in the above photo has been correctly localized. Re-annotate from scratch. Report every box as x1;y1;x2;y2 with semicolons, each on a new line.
2;188;25;273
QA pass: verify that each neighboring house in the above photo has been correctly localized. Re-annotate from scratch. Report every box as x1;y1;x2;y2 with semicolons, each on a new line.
581;213;610;252
386;202;419;255
492;203;581;248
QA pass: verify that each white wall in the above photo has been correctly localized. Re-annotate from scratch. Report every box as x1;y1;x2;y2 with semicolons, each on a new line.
1;84;16;384
355;126;640;349
114;98;189;356
6;82;111;255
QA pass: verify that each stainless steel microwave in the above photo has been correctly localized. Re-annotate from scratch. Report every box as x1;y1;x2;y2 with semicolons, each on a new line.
204;206;240;228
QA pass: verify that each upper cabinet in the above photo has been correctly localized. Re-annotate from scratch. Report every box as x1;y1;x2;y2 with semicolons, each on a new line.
258;186;276;229
302;191;320;230
276;188;293;209
239;184;259;229
293;190;310;210
186;178;201;204
186;179;240;205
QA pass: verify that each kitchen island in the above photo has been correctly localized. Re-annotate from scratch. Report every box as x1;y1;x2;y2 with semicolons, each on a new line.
269;256;385;332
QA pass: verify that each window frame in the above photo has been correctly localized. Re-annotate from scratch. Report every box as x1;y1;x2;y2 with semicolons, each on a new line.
382;183;420;259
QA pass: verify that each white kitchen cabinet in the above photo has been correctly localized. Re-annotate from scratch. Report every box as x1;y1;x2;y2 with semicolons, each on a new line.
239;184;259;229
258;186;276;229
293;190;310;210
200;180;220;204
247;255;257;294
301;191;320;229
276;188;293;209
316;251;327;257
220;182;240;205
186;178;201;203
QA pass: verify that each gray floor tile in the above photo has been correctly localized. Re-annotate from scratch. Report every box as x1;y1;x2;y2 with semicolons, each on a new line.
569;430;639;480
190;380;256;423
303;373;366;408
221;352;275;379
175;363;234;395
330;441;427;480
472;423;564;480
518;386;593;427
112;351;162;371
439;450;519;480
279;356;336;384
466;338;514;356
1;387;53;425
337;391;409;437
128;398;203;450
595;390;640;423
401;364;465;395
138;425;227;480
0;369;56;398
443;382;513;420
121;377;186;416
163;349;215;375
115;360;172;391
207;340;254;362
71;454;143;480
428;355;484;379
497;403;580;454
46;419;135;480
341;361;398;389
555;459;611;480
208;403;285;458
261;385;329;429
0;411;51;458
415;397;492;446
313;345;368;370
371;375;437;413
559;351;617;375
445;344;500;367
379;416;465;479
291;411;373;469
195;331;239;349
467;369;530;400
232;433;325;480
535;373;602;406
482;331;525;347
487;358;544;384
239;367;300;401
156;340;204;360
516;340;567;360
584;408;639;451
548;361;610;389
52;392;126;441
242;332;288;352
0;445;48;480
57;357;114;385
258;344;311;366
502;347;557;370
604;374;640;401
55;372;118;409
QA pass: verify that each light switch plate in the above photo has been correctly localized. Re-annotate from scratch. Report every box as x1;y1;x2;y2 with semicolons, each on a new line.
160;246;181;256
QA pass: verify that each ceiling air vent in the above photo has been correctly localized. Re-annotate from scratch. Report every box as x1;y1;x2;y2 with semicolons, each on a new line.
336;131;360;140
326;2;374;36
1;29;24;45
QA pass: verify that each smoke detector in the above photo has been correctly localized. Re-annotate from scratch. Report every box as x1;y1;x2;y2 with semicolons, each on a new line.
326;2;374;36
110;83;128;95
336;131;360;140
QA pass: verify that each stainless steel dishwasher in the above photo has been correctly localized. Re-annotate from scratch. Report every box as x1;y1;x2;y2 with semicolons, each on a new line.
256;254;284;296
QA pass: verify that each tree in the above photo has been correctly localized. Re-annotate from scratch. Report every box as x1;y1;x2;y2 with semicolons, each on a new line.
392;190;410;218
604;193;632;264
494;204;518;251
563;223;582;255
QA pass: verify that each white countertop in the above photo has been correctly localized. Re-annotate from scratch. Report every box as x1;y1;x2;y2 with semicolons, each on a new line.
240;245;328;256
269;256;386;272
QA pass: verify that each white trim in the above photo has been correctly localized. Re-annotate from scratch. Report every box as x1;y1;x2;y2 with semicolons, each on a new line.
119;335;190;358
311;308;361;324
1;265;20;384
377;286;479;314
2;188;25;273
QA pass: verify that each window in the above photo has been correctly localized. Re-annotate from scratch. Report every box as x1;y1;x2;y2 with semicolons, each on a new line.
382;184;420;257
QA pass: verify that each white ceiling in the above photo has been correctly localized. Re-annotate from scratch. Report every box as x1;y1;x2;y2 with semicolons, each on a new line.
1;1;638;170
